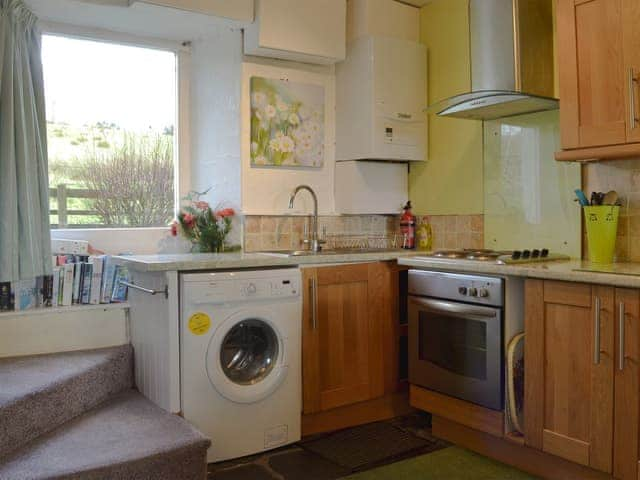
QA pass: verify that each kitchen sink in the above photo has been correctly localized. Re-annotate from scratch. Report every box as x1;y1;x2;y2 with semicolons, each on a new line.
257;248;399;257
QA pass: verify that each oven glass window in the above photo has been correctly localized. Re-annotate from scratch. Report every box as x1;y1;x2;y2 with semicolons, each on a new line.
418;311;487;380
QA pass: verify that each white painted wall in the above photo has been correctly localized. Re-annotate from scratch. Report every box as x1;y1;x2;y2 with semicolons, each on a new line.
0;305;129;358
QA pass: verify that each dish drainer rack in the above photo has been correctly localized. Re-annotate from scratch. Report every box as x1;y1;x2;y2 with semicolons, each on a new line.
323;233;404;250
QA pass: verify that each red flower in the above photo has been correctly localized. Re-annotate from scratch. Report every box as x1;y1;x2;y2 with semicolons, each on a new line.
183;213;196;228
215;208;235;218
170;221;178;237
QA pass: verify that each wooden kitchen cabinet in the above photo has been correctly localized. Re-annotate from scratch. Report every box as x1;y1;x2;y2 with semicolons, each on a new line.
556;0;640;161
525;279;640;479
301;261;408;434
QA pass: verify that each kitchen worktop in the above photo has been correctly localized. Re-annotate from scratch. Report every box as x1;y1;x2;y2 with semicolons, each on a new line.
399;256;640;288
114;250;414;272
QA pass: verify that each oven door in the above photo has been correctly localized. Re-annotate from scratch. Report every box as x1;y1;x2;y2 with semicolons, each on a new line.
408;295;503;410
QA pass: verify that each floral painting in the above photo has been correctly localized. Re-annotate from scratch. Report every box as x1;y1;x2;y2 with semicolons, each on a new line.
250;76;325;167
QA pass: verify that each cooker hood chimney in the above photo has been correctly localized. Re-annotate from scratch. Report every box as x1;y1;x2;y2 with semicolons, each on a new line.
428;0;558;121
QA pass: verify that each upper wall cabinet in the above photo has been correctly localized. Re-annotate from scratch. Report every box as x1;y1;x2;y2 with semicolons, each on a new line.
130;0;254;21
335;36;427;161
243;0;347;65
556;0;640;161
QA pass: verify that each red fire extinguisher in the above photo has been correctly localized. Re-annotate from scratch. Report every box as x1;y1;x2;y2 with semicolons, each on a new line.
400;201;416;249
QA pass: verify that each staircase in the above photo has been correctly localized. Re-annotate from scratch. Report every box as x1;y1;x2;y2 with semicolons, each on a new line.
0;345;210;479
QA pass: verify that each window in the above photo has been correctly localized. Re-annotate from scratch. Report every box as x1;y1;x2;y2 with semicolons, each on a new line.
42;34;178;229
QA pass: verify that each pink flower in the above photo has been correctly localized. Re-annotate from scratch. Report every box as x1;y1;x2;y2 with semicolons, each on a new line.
170;221;178;237
194;201;210;210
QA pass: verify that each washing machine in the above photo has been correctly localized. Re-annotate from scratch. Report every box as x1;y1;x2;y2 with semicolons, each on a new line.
180;268;302;463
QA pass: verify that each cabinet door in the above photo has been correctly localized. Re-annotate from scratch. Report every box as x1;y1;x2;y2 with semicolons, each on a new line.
613;288;640;480
524;280;614;472
302;263;385;414
557;0;626;149
622;0;640;143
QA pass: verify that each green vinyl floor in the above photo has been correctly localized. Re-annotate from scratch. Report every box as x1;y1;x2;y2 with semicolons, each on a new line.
344;446;539;480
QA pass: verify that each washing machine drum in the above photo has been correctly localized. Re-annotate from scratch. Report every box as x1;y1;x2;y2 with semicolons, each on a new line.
206;311;288;404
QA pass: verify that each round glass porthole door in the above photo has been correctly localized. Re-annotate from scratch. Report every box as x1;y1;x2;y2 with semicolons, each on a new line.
219;318;279;386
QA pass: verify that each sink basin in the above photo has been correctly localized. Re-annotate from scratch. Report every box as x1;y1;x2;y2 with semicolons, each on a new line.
257;248;398;258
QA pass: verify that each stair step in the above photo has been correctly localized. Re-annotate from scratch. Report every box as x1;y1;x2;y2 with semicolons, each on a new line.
0;390;211;480
0;345;133;459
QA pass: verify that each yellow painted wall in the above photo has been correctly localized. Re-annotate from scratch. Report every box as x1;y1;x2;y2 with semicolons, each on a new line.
409;0;483;215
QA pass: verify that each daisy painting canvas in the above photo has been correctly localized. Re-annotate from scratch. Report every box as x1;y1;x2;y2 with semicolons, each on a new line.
250;76;325;168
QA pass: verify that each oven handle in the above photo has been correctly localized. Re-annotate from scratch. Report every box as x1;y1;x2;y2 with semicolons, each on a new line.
409;296;499;319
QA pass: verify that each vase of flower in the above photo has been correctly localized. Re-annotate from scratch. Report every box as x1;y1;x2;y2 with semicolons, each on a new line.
171;191;236;253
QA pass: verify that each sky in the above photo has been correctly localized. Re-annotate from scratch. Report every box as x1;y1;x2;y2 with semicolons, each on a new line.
41;35;176;132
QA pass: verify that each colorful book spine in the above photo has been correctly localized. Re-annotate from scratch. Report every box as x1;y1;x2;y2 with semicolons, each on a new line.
101;256;116;304
51;268;61;308
13;279;38;311
0;282;13;311
81;263;93;304
61;263;75;307
111;266;129;303
88;256;103;305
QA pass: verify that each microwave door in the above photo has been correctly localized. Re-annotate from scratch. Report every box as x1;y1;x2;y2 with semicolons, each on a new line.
408;296;503;410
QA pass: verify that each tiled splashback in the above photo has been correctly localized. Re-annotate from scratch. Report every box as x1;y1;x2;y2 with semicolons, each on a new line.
583;159;640;261
242;214;484;252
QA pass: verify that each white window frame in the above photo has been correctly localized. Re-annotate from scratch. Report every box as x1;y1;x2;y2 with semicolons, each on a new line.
41;21;191;254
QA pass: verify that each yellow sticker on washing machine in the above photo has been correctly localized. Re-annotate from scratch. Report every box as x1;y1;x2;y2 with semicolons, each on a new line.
188;312;211;335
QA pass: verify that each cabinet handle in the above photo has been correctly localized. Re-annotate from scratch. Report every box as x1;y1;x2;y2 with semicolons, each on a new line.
309;276;318;330
629;68;638;130
594;297;601;365
619;301;626;371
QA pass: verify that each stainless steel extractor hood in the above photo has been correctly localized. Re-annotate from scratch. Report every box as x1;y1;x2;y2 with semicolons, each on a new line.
428;0;558;121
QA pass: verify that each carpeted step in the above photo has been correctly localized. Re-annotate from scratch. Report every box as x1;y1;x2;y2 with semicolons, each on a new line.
0;390;211;480
0;345;133;459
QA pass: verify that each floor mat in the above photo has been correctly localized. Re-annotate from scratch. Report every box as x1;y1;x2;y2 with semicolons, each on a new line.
342;446;539;480
300;421;441;471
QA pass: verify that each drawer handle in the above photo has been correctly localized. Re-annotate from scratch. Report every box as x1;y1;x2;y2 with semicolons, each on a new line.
629;68;639;130
594;296;601;365
310;276;318;330
619;301;625;371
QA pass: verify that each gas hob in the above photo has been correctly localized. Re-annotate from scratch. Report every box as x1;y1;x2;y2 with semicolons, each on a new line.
419;249;570;265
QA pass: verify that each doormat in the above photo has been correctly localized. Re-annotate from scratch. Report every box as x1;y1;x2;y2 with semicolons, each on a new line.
300;421;443;472
342;446;539;480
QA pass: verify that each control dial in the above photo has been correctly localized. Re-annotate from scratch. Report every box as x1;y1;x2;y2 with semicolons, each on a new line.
478;288;489;298
246;283;257;295
458;286;468;295
467;287;478;297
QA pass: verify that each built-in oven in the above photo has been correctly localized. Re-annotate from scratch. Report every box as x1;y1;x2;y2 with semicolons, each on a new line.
408;270;504;411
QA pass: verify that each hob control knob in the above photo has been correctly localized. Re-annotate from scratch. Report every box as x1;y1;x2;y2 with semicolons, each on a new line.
478;288;489;298
246;283;257;294
458;286;468;295
468;287;478;297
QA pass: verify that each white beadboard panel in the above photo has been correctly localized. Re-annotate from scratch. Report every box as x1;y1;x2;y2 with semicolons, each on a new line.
241;62;337;215
483;110;581;256
128;270;180;413
0;306;128;358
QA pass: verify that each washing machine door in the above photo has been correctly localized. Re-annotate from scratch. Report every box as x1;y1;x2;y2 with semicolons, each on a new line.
206;309;287;404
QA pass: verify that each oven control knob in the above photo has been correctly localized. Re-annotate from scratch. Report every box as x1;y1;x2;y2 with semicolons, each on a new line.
478;288;489;298
468;287;478;297
458;286;468;295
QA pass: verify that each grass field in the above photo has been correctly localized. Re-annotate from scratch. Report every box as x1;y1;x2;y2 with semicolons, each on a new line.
47;121;174;228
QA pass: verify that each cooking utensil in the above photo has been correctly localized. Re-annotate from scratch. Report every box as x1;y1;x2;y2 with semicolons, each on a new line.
603;190;619;205
575;189;590;206
591;192;605;205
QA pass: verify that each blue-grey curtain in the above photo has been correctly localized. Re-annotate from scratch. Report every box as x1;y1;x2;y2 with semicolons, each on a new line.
0;0;52;282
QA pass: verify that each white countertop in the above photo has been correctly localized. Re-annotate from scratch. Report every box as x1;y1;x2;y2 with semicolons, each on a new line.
114;250;640;287
399;256;640;288
114;250;415;272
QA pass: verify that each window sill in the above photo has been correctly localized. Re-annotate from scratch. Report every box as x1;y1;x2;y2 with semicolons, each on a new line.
0;302;129;319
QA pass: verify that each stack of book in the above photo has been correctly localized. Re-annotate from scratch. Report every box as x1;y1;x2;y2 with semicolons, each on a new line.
0;255;129;312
